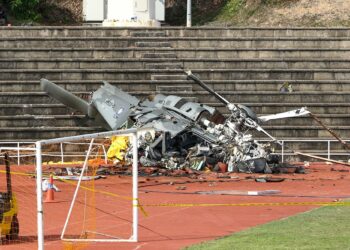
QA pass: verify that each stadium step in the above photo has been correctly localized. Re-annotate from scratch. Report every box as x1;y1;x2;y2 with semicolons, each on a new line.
2;79;350;92
0;115;86;127
3;48;350;59
0;68;349;81
3;58;350;70
130;31;166;37
1;27;350;38
141;52;177;58
3;36;350;49
145;63;182;69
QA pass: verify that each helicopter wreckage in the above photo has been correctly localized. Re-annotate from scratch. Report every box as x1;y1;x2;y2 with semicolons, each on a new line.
41;71;315;174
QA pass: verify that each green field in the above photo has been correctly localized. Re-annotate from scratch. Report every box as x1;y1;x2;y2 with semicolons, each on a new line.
186;205;350;250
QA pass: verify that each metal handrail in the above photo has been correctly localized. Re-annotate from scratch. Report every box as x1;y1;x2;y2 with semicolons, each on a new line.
0;141;107;165
258;139;350;161
0;138;349;165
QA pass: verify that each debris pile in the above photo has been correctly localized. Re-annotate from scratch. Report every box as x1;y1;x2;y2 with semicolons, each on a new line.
41;71;311;175
41;163;304;183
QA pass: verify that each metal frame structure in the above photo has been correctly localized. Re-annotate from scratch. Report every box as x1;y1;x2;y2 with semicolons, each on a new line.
34;128;147;250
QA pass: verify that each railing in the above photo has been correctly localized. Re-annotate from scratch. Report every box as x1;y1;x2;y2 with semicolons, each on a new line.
0;139;349;165
259;139;350;162
0;141;108;165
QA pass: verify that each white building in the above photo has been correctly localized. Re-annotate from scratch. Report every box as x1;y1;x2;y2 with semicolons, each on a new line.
83;0;165;26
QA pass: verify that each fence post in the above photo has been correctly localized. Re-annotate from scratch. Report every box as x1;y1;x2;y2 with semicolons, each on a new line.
102;145;107;164
17;142;20;165
327;140;331;159
60;143;64;163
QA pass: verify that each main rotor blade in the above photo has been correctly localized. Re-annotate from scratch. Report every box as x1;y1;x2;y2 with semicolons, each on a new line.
41;78;91;116
186;70;230;106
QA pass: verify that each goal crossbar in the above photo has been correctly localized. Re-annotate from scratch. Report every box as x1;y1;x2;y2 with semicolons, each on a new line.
35;128;151;250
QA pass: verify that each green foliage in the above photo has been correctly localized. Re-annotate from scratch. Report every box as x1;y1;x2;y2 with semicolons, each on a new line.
223;0;245;17
192;1;227;25
9;0;41;21
165;0;227;26
216;0;257;23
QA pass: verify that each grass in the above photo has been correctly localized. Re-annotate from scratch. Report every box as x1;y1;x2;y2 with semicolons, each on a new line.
185;205;350;249
215;0;247;23
213;0;268;25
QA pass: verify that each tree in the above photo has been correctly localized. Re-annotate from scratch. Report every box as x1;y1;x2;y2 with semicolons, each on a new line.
9;0;40;21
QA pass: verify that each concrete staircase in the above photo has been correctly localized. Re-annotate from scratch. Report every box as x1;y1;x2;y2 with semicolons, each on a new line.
0;26;350;158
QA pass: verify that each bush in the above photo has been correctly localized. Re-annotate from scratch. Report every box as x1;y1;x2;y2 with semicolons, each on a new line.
9;0;40;21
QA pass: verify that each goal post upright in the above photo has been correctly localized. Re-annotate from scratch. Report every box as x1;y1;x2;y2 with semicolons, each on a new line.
0;144;44;250
35;128;148;248
35;141;44;250
132;131;138;242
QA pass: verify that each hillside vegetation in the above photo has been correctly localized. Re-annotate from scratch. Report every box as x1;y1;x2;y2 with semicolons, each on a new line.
2;0;350;26
166;0;350;27
0;0;81;25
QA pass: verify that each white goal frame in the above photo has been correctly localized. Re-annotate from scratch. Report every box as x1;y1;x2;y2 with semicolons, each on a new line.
35;128;148;250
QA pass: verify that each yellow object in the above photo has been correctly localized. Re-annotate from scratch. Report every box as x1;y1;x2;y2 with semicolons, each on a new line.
107;136;129;160
1;154;19;240
0;194;18;237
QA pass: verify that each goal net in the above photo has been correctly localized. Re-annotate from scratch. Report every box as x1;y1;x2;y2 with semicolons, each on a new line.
0;149;37;248
35;128;143;249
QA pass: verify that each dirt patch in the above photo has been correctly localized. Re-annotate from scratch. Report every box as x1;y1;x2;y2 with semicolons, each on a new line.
258;0;350;26
40;0;82;25
212;0;350;27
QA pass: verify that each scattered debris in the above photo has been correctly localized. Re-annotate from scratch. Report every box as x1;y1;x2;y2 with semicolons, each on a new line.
309;112;350;152
42;179;60;192
331;168;349;173
41;72;311;175
265;177;285;182
296;152;350;167
107;136;129;162
279;82;293;93
255;175;285;182
54;175;105;181
196;190;281;196
255;178;267;183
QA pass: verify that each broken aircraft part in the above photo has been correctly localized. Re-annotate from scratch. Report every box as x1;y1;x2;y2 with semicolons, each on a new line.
40;73;311;173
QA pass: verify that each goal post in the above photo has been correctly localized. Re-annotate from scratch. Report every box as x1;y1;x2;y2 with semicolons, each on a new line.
35;128;148;250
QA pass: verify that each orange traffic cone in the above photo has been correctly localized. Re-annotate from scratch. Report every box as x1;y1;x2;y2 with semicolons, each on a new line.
44;175;55;203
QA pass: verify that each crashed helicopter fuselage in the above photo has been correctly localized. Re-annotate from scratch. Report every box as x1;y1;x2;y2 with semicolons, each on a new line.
40;72;310;173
